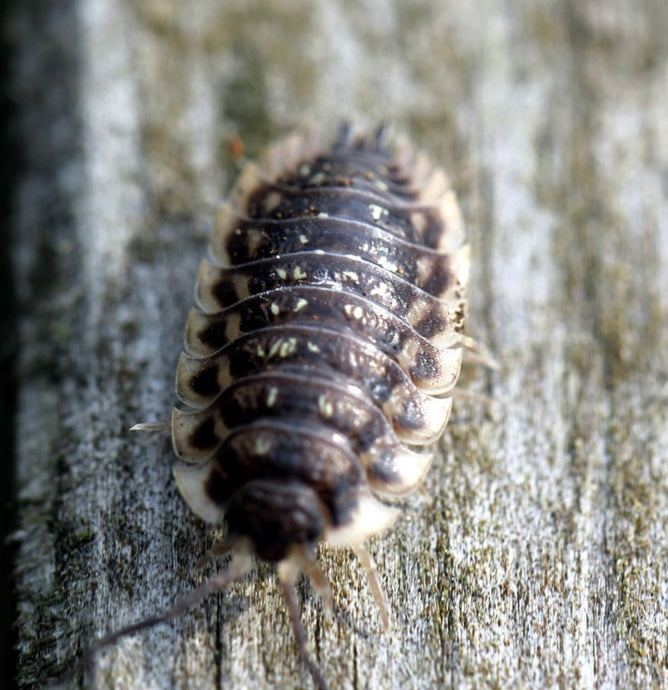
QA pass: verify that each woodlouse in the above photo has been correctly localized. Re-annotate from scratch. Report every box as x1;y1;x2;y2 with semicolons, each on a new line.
84;123;483;689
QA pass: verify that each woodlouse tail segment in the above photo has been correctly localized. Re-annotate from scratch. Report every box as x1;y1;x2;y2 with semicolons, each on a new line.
59;550;252;687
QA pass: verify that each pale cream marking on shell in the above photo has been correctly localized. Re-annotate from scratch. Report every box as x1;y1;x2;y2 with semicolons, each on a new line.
432;328;460;349
306;342;321;353
410;152;433;186
185;315;202;356
266;387;278;407
209;203;234;267
268;338;284;359
254;437;272;454
369;281;392;301
224;311;242;340
325;493;400;546
341;270;359;282
195;260;228;313
374;179;389;192
261;143;282;179
293;298;308;312
452;243;471;286
418;167;449;202
171;407;229;462
368;204;386;221
410;213;427;234
313;249;325;255
293;266;308;279
230;163;262;210
299;234;309;245
343;304;365;320
415;256;438;291
434;347;465;389
397;339;422;376
317;394;334;419
317;212;330;218
246;228;266;258
270;302;281;316
276;267;288;280
382;388;446;444
279;134;302;171
264;191;282;214
232;274;251;300
389;391;453;441
299;163;311;176
406;300;430;327
279;338;298;358
436;190;466;252
310;172;327;185
173;462;222;523
371;448;435;497
376;255;398;273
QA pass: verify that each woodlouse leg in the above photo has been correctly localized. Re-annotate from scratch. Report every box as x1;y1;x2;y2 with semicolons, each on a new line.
129;421;171;433
352;545;391;631
278;559;329;690
450;388;495;406
457;334;499;370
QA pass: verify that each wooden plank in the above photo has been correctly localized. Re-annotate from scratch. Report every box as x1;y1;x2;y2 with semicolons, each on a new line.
12;1;667;688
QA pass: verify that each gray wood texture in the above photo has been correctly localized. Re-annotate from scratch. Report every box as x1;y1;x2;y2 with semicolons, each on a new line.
11;1;667;688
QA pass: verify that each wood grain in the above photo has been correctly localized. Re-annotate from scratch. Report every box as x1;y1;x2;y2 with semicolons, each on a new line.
11;1;667;688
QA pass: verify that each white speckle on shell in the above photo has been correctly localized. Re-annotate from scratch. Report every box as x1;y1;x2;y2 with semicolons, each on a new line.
368;204;385;220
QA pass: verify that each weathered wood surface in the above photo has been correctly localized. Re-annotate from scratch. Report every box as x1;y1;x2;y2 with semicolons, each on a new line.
11;1;667;688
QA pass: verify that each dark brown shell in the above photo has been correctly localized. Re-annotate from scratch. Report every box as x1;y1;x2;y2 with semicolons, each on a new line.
172;123;470;560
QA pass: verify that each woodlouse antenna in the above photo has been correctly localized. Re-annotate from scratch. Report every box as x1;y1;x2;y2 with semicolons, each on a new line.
279;556;330;690
58;551;251;686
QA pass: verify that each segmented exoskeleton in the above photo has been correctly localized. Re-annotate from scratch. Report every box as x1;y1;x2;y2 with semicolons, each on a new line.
85;123;482;690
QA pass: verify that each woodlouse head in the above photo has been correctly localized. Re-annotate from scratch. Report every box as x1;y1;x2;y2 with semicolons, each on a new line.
224;480;325;562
